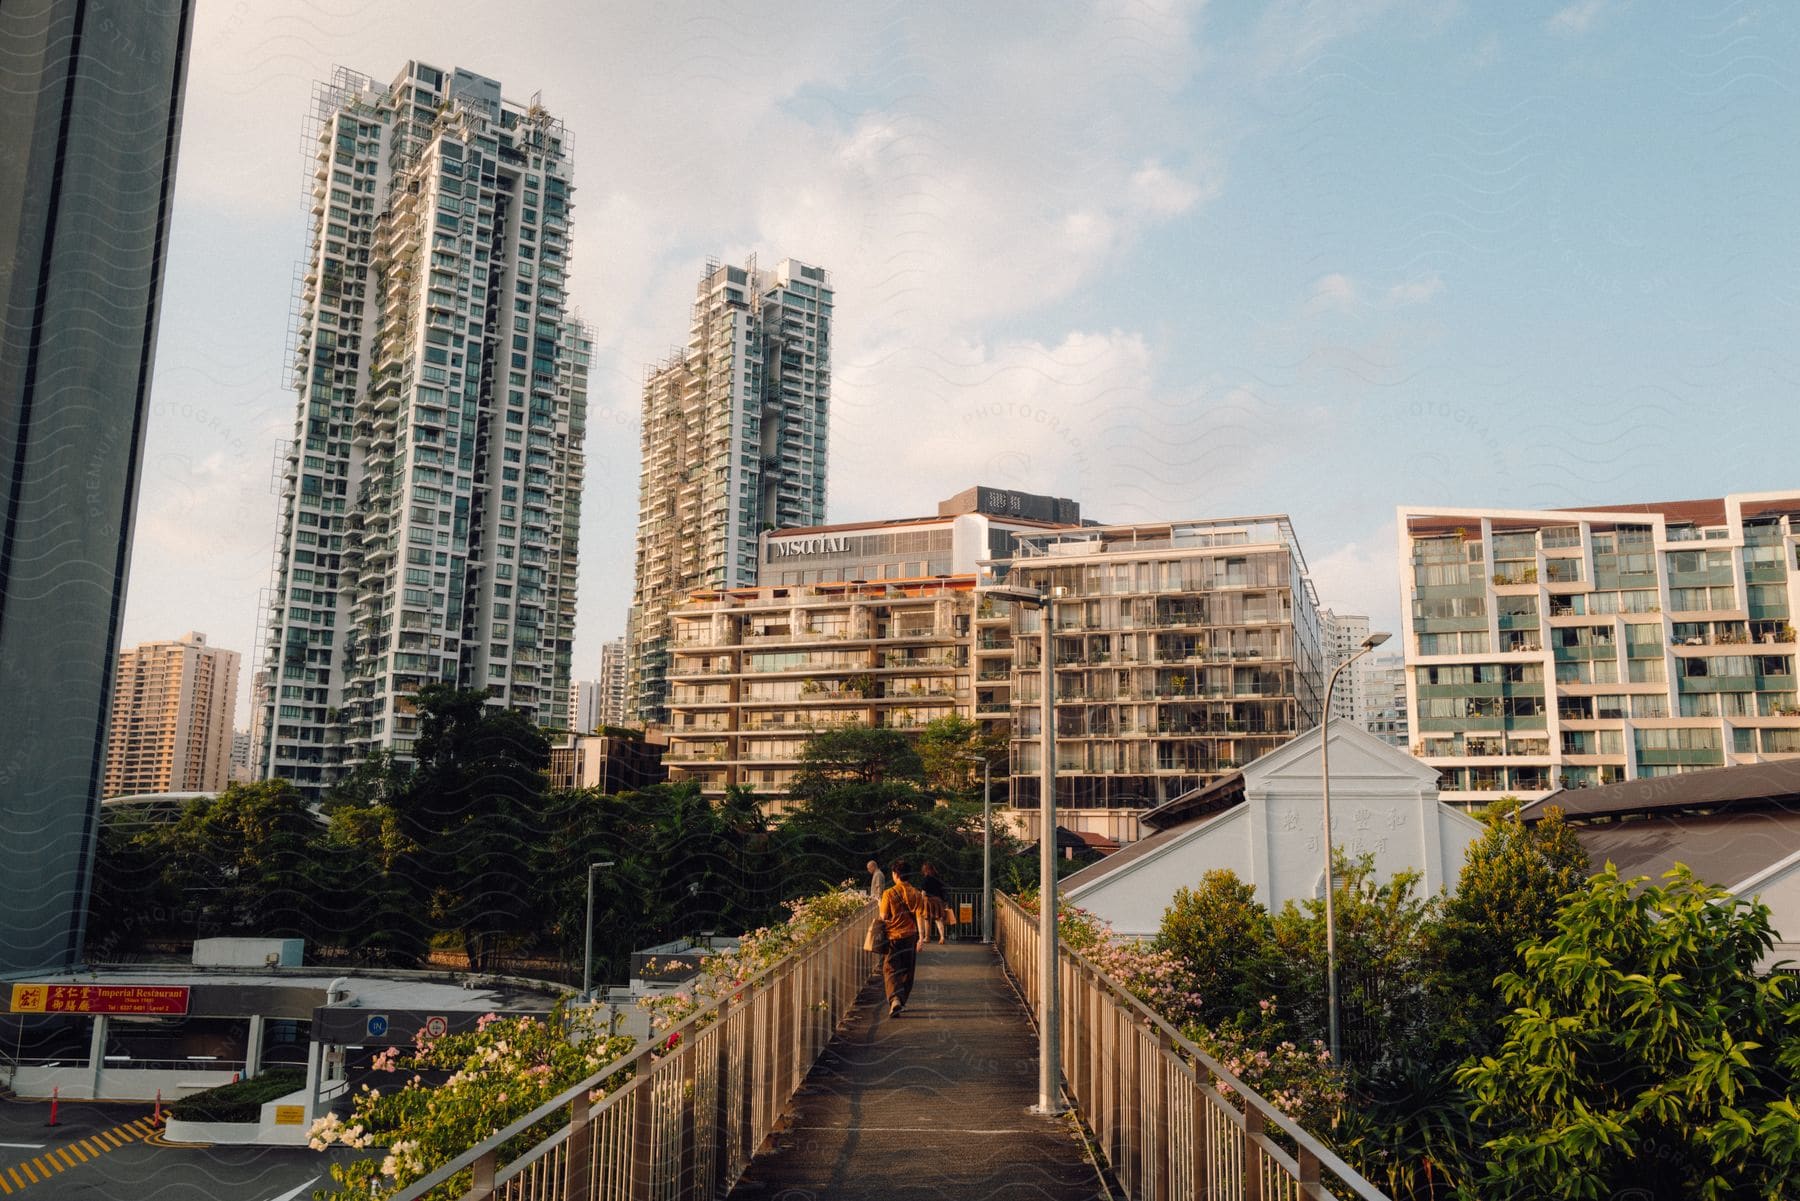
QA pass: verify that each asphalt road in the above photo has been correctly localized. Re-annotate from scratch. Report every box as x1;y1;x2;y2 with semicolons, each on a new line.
0;1094;360;1200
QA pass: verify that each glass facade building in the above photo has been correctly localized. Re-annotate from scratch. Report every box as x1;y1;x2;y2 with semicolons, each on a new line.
257;63;589;796
0;0;195;975
998;517;1325;843
1399;494;1800;807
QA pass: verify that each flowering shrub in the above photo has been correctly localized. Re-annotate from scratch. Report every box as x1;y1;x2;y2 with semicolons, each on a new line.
311;1003;634;1200
1017;889;1345;1130
1185;1001;1346;1131
639;884;870;1032
1015;890;1205;1024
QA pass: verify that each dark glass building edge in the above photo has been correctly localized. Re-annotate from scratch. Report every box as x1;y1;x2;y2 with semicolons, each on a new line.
0;0;196;976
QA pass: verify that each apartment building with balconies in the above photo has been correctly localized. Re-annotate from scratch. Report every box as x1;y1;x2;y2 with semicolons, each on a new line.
665;578;975;806
1398;493;1800;808
104;634;241;798
996;516;1326;844
663;489;1083;805
256;63;589;797
627;257;832;725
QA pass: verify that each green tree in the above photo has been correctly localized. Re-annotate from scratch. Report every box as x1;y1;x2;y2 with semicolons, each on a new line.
1153;869;1298;1029
1457;864;1800;1200
789;724;923;799
159;781;323;938
393;686;550;970
915;714;1006;796
1432;797;1589;1051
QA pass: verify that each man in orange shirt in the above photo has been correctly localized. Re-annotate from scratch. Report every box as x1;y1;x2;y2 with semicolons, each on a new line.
878;859;930;1017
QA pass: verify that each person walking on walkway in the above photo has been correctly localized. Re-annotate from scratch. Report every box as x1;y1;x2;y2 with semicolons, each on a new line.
867;858;887;899
917;861;950;944
879;859;930;1017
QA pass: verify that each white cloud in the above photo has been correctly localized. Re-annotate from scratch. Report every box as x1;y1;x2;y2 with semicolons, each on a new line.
1306;272;1363;313
1128;160;1213;216
1547;0;1610;37
1386;272;1445;305
1311;521;1403;637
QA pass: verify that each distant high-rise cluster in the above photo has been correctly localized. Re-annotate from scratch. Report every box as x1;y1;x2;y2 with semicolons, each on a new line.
104;634;240;798
628;257;832;725
256;62;589;797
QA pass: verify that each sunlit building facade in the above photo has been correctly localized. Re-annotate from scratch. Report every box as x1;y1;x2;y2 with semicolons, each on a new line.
627;257;832;725
1399;494;1800;807
257;62;588;796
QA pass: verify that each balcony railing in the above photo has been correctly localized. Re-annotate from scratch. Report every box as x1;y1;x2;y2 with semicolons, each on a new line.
394;900;876;1201
996;894;1391;1201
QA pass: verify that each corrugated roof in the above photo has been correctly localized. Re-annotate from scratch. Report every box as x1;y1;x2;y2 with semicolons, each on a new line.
1523;760;1800;822
1571;809;1800;893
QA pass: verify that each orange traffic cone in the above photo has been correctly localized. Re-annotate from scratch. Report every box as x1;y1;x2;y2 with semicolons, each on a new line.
46;1086;60;1127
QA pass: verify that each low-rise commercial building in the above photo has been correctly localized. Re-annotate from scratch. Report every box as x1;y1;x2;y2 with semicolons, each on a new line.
1399;493;1800;807
1062;723;1478;938
546;729;666;793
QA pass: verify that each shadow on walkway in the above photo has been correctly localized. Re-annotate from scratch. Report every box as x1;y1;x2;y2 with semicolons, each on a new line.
727;941;1106;1200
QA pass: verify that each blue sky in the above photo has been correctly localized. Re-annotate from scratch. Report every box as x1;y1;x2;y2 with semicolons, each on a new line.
121;0;1800;724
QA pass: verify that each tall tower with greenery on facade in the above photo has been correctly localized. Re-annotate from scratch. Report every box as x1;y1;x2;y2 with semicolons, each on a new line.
627;257;832;725
257;63;589;798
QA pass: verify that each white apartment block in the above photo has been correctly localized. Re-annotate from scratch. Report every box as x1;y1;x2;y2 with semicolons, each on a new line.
1399;493;1800;808
1321;609;1373;725
598;637;628;727
258;63;589;796
568;680;602;734
627;257;832;725
104;633;240;798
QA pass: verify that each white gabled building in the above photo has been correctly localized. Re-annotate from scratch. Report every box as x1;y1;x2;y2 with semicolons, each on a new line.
1062;722;1481;939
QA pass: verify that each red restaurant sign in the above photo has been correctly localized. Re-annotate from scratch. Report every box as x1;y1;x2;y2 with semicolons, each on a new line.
9;984;190;1016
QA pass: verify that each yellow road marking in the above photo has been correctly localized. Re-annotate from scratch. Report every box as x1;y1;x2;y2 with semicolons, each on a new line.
68;1142;88;1163
16;1163;35;1184
125;1120;149;1136
55;1148;76;1169
79;1138;104;1156
0;1169;12;1193
98;1130;122;1149
30;1157;54;1176
4;1168;22;1190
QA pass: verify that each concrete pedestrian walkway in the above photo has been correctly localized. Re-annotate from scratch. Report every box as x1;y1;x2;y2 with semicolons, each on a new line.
726;941;1106;1201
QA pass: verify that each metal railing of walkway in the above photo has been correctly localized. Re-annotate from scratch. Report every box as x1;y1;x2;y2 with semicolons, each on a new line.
393;900;876;1201
997;894;1393;1201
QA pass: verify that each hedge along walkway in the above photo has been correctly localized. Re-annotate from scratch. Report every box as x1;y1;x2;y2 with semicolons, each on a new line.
726;940;1107;1201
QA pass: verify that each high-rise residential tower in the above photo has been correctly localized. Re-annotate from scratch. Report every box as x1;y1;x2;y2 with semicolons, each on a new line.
1399;494;1800;807
0;0;195;974
628;257;832;725
257;63;589;797
104;634;241;798
598;637;628;727
1321;609;1374;724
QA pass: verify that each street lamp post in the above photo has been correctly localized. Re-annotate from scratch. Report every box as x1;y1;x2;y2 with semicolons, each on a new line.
957;752;997;944
1320;631;1390;1062
582;860;617;1002
978;579;1064;1116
